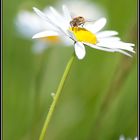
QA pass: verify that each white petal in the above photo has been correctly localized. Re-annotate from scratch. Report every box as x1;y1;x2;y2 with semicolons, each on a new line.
119;41;135;46
32;30;59;39
74;42;86;59
98;37;121;42
83;42;116;52
67;30;77;41
59;35;73;46
15;11;40;38
84;42;133;57
62;5;72;22
97;41;135;52
33;7;49;22
15;10;59;38
84;17;107;33
96;30;118;38
46;9;68;36
33;7;66;35
116;49;132;57
49;6;69;28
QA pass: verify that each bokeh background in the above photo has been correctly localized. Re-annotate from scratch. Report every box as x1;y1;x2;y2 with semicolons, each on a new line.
3;0;138;140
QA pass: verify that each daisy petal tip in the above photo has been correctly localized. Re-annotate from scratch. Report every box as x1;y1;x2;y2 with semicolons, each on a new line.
131;43;135;46
119;50;132;57
114;31;118;35
76;53;85;60
32;7;38;12
128;54;132;57
77;55;85;60
32;35;37;39
49;6;53;10
74;42;86;60
131;49;136;53
32;7;35;9
32;33;41;39
101;17;107;23
32;7;43;17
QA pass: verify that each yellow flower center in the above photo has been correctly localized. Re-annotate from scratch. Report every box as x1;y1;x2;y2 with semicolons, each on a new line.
69;27;97;44
40;36;60;43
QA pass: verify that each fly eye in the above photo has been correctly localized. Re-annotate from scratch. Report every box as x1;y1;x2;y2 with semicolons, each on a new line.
79;16;83;19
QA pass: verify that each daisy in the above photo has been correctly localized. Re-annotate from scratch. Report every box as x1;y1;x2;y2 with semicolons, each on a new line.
15;1;105;53
15;10;70;53
32;5;135;59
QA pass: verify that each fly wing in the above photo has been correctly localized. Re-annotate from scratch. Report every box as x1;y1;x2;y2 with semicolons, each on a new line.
85;18;96;22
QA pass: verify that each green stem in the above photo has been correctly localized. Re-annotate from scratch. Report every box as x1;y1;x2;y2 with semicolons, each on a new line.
39;53;75;140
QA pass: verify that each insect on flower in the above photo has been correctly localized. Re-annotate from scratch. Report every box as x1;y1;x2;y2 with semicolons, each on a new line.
32;5;135;60
70;16;86;27
70;16;95;27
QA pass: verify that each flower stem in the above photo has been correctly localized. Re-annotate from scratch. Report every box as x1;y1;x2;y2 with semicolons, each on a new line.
39;53;75;140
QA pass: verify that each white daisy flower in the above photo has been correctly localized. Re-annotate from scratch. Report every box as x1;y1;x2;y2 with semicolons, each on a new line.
15;9;68;53
32;5;135;59
15;1;105;54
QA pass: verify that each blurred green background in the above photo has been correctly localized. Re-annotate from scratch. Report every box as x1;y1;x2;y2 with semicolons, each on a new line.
3;0;137;140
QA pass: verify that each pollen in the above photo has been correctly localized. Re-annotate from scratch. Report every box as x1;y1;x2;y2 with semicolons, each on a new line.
70;27;97;44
